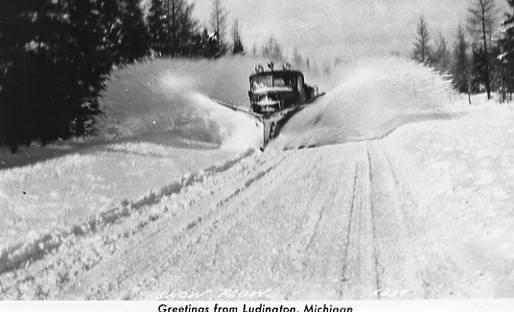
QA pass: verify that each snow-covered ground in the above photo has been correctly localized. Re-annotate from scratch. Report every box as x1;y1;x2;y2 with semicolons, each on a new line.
0;141;233;250
383;98;514;297
0;57;268;249
0;57;513;299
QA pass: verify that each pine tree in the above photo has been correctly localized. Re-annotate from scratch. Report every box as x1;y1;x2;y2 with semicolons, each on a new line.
231;19;244;54
292;48;304;68
412;16;432;64
489;43;503;94
188;27;208;57
167;0;199;56
471;48;488;93
198;27;212;57
452;25;471;94
498;0;514;101
148;0;169;55
0;0;131;151
467;0;499;99
55;0;114;138
0;0;36;150
432;33;451;73
119;0;150;62
210;0;228;56
262;37;284;62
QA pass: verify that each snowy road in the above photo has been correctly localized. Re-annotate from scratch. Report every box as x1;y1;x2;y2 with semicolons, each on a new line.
3;136;502;299
2;59;512;300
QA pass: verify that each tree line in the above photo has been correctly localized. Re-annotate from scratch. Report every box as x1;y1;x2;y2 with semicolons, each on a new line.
412;0;514;103
147;0;245;58
0;0;245;152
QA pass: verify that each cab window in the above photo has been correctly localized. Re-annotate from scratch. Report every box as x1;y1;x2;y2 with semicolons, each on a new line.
251;75;272;90
251;74;295;90
297;75;304;91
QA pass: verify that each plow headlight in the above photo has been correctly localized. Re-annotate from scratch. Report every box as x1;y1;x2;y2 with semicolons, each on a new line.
255;65;264;73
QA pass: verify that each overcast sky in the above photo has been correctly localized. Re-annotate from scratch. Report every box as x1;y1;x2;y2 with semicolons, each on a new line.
193;0;509;63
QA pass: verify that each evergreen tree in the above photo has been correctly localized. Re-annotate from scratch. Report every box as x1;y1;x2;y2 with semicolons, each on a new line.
188;27;208;57
198;27;214;57
498;0;514;101
262;37;284;62
488;43;503;93
467;0;499;99
148;0;169;55
119;0;150;62
452;25;471;94
292;48;304;68
205;31;224;58
0;0;36;150
96;0;123;64
47;0;114;139
412;16;432;64
0;0;136;151
210;0;228;56
432;33;451;73
231;19;244;54
471;48;488;93
167;0;199;56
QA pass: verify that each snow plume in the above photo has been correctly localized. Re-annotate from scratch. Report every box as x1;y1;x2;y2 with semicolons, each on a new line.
97;56;266;150
188;92;262;150
272;57;454;150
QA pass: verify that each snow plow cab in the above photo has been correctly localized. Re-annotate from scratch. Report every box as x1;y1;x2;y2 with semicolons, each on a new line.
213;62;324;150
249;63;318;115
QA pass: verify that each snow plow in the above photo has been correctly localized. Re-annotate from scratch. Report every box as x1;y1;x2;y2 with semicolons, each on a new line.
216;62;325;150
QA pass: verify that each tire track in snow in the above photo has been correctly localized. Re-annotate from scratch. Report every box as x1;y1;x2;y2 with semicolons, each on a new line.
286;148;353;299
0;149;283;299
1;139;467;300
338;162;359;298
64;152;290;299
366;145;384;298
302;154;346;252
134;150;329;299
376;143;475;298
380;146;431;298
366;142;432;298
337;143;381;299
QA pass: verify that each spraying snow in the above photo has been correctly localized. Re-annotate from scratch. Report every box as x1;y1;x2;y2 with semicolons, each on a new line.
188;93;262;150
272;57;454;149
97;57;266;151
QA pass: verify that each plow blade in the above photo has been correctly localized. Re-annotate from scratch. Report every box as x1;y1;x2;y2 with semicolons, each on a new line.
214;93;325;151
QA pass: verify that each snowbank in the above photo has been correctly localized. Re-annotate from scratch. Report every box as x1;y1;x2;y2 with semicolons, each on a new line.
382;102;514;297
0;141;235;249
0;149;255;274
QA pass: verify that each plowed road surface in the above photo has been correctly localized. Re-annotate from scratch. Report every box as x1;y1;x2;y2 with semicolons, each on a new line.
0;142;483;299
